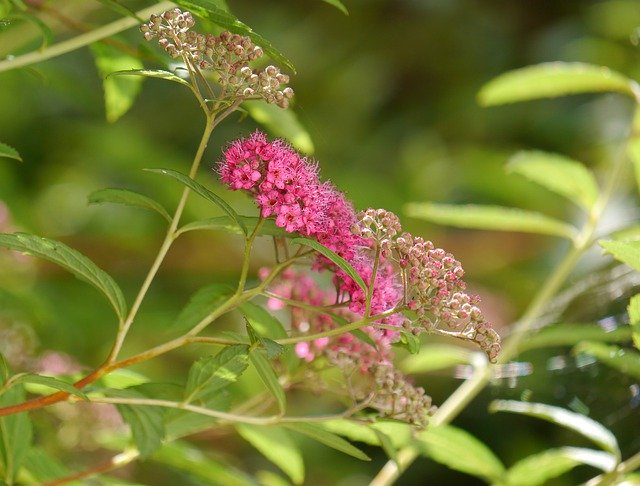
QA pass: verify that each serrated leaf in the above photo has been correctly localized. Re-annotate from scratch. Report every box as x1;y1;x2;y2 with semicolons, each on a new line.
507;150;599;210
261;338;285;360
175;0;295;73
628;294;640;350
243;101;313;154
0;233;127;321
478;62;636;106
400;344;472;374
489;400;620;459
88;188;171;222
91;42;144;123
116;402;165;459
235;425;304;484
291;237;367;292
416;425;505;482
0;142;21;162
239;302;287;339
146;168;247;236
9;374;87;400
249;348;286;413
320;0;348;15
172;283;233;334
109;69;192;89
177;216;291;238
284;422;370;461
519;323;632;353
405;202;577;239
574;341;640;380
184;345;250;403
504;447;616;486
600;240;640;272
0;385;32;483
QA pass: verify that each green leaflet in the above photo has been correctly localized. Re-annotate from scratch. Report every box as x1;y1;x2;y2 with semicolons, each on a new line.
249;348;286;414
171;283;233;334
243;101;314;154
108;69;192;89
284;422;370;461
600;239;640;272
400;344;472;374
176;216;291;238
627;294;640;350
0;385;33;484
88;188;171;222
573;341;640;380
0;142;21;162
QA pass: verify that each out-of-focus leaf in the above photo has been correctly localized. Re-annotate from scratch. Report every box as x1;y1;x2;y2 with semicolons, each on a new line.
0;385;32;484
9;12;53;49
165;391;230;439
600;240;640;272
507;150;599;210
9;374;87;400
239;302;287;339
503;447;616;485
400;344;472;374
0;233;127;321
109;69;191;89
0;142;21;161
320;0;348;15
184;345;250;403
627;294;640;350
416;425;505;482
146;168;247;235
249;348;286;413
115;400;165;459
574;341;640;380
175;0;295;73
626;138;640;195
96;0;142;21
489;400;620;459
100;369;149;389
88;188;171;222
22;447;80;486
519;323;632;353
372;428;397;463
394;331;420;354
177;216;291;238
243;101;314;154
236;425;304;485
478;62;636;106
91;42;144;123
283;423;370;461
292;237;367;292
321;419;413;449
172;283;233;334
0;352;8;385
256;470;289;486
405;203;577;239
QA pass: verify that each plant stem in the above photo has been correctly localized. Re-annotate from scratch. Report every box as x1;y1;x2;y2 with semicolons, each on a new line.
0;1;175;73
41;450;138;486
237;216;265;293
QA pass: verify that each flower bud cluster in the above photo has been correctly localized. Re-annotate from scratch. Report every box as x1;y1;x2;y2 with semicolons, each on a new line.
141;9;293;108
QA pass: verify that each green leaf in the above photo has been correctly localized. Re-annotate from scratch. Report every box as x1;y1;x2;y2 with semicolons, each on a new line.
321;419;413;449
109;69;192;89
22;447;77;485
100;369;149;389
416;424;505;482
395;331;420;354
519;323;632;353
239;302;287;339
116;402;165;459
88;188;171;222
627;138;640;195
283;423;370;461
600;240;640;272
243;101;314;154
628;294;640;350
146;168;247;236
351;329;377;348
96;0;142;21
8;12;53;50
91;42;144;123
165;391;230;439
249;348;286;413
507;150;599;210
0;385;32;484
478;62;636;106
184;345;250;403
177;216;291;238
9;374;87;400
291;237;367;292
574;341;640;380
320;0;349;15
175;0;295;73
255;470;290;486
172;283;233;334
372;428;397;463
405;202;577;239
0;353;8;386
504;447;616;486
400;344;472;374
235;425;304;484
489;400;620;459
0;142;21;162
0;233;127;321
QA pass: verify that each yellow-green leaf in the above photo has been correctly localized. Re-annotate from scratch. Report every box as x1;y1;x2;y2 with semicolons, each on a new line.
628;294;640;350
574;341;640;380
244;101;314;154
600;240;640;272
0;142;21;162
400;344;472;374
88;188;171;222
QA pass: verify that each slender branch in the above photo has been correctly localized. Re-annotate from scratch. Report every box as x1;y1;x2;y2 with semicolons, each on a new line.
237;216;265;293
41;450;138;486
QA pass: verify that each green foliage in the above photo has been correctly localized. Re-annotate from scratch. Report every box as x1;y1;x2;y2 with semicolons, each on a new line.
0;142;20;162
320;0;349;15
115;401;165;459
248;347;286;413
177;216;290;238
21;448;77;486
109;69;192;89
400;344;472;374
88;188;171;222
574;341;640;380
4;373;87;400
627;294;640;350
517;323;632;353
600;239;640;271
283;422;370;461
239;302;288;340
172;283;233;333
0;385;32;484
0;233;127;321
321;419;413;449
243;101;313;154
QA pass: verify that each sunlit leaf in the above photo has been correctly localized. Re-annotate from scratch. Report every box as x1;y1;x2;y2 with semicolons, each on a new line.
405;203;577;239
519;323;632;353
283;422;370;461
416;425;505;482
184;345;250;403
116;402;165;459
478;62;636;106
146;168;247;236
177;216;291;238
239;302;287;339
626;138;640;196
109;69;192;89
507;150;599;210
321;419;413;449
236;425;304;484
0;233;127;321
88;188;171;222
489;400;620;459
320;0;349;15
243;101;314;154
172;283;233;334
100;369;150;389
256;470;290;486
600;240;640;272
372;428;397;462
627;294;640;350
291;237;367;292
9;374;87;400
574;341;640;380
91;42;144;123
400;344;472;374
0;385;32;483
249;348;286;413
0;142;21;162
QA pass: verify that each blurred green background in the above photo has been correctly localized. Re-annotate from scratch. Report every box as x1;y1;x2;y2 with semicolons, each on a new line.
1;0;640;484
